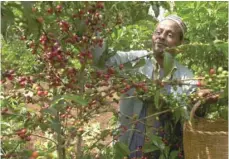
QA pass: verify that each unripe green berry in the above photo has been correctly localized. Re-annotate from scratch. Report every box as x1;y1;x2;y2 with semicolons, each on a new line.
217;67;223;73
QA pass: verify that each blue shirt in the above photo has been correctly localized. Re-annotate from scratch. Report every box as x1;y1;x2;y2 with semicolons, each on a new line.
106;50;197;158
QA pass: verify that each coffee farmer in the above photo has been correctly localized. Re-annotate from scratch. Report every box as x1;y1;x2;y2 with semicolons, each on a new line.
94;15;215;158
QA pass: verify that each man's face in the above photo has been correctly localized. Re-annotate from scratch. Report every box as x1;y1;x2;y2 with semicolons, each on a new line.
152;20;182;55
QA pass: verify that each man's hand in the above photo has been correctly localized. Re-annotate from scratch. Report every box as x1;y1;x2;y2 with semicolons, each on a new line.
196;89;220;103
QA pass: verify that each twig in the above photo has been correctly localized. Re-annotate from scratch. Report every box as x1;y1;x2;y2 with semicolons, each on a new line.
131;108;173;124
30;133;58;145
118;106;182;128
178;77;204;81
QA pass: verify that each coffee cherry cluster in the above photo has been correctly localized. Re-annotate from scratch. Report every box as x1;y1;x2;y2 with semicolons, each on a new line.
59;20;70;32
15;128;31;141
33;85;48;97
17;76;33;87
1;108;9;115
59;106;73;119
63;67;78;88
43;42;68;68
77;50;93;65
29;151;39;159
203;67;228;91
2;69;15;81
65;34;80;44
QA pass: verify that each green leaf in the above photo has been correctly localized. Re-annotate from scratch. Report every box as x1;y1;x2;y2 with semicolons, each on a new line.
50;121;61;134
55;99;68;111
1;99;8;107
163;52;175;78
159;154;165;159
51;96;67;109
147;134;165;150
1;6;15;38
42;107;58;116
100;129;111;140
173;109;181;125
180;8;193;14
63;94;88;106
214;42;228;58
154;89;160;110
52;94;88;107
132;58;146;68
113;142;130;159
223;79;228;97
143;141;160;153
163;146;170;158
77;20;87;36
169;150;179;159
1;122;11;127
39;123;49;132
123;61;133;68
219;106;228;120
21;2;39;33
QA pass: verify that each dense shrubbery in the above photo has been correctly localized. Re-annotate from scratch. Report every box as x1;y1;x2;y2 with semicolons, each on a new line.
1;1;228;159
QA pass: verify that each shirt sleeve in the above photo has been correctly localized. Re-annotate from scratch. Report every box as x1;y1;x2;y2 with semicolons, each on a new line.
105;50;149;66
180;66;197;95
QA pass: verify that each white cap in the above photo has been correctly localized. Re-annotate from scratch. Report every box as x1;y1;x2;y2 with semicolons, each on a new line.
161;15;187;40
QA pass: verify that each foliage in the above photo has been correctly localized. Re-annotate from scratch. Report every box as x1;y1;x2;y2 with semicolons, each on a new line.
1;1;228;159
1;39;37;74
171;1;228;71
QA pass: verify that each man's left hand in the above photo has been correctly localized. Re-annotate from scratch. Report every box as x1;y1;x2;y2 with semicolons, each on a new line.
196;89;220;103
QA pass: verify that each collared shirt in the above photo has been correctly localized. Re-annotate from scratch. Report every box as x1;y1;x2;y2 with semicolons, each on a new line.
106;50;197;157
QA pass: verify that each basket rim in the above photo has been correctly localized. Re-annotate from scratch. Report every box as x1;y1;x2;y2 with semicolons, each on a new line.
184;129;228;135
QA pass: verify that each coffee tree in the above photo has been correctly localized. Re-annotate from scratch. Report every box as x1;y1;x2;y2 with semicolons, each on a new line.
1;1;228;159
1;1;167;159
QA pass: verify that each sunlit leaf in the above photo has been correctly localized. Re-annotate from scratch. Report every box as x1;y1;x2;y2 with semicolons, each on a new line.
173;108;181;125
154;89;160;110
163;52;175;78
63;94;88;106
143;141;160;153
50;121;61;134
113;142;130;159
132;58;146;68
169;150;179;159
42;107;58;116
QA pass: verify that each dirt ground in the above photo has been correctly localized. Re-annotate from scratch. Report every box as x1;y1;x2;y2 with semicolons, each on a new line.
2;80;120;156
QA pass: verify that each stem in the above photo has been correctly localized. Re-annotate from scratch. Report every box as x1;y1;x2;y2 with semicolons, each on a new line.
75;64;86;159
76;134;82;159
118;106;181;128
178;77;204;81
30;134;58;145
56;116;66;159
52;88;66;159
129;108;173;125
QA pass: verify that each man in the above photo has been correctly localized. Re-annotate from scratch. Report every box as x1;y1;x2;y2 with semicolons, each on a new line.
94;15;213;158
100;15;195;158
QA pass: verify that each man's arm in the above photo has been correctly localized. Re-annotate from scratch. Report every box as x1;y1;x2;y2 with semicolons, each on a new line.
91;39;149;67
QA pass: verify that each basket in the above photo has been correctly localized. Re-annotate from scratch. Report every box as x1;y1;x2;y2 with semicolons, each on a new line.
183;101;228;159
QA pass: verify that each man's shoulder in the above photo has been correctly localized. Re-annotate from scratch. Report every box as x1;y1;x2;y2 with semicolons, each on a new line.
117;50;149;59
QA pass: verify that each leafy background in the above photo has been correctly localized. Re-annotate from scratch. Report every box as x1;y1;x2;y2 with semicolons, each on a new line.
1;1;228;159
2;1;228;73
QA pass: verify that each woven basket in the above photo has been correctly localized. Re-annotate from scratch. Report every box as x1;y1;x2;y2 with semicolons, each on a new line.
183;101;228;159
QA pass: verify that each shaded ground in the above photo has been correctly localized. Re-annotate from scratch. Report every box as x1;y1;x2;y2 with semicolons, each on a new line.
2;80;120;156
